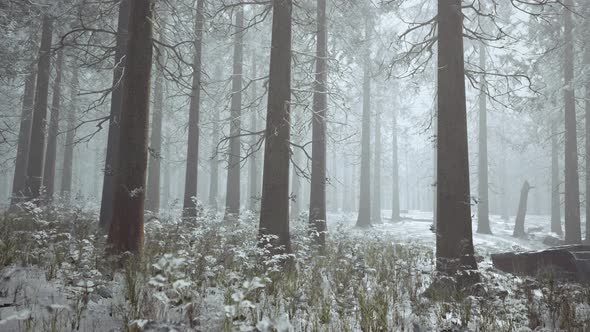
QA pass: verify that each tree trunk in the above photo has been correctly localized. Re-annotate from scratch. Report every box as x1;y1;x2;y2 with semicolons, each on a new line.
513;181;532;238
224;7;244;221
477;43;491;234
10;68;36;206
372;107;382;224
563;0;581;244
61;62;78;199
585;1;590;242
309;0;328;246
99;0;130;229
107;0;154;255
436;0;477;272
25;15;53;202
42;48;64;200
209;64;222;211
259;0;293;255
290;146;301;220
551;119;562;234
356;16;372;228
162;137;170;210
248;51;260;212
391;108;401;222
146;20;166;214
182;0;205;217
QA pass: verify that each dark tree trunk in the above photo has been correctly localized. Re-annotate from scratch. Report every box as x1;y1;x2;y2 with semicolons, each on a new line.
61;62;78;198
42;49;64;200
99;0;130;229
551;119;562;234
309;0;328;245
25;15;53;202
224;7;244;221
182;0;205;217
513;181;532;238
259;0;292;254
391;108;401;222
10;68;36;206
146;21;166;213
477;43;491;234
356;16;372;228
436;0;477;272
249;51;260;212
563;0;581;244
372;107;382;224
107;0;154;254
585;1;590;242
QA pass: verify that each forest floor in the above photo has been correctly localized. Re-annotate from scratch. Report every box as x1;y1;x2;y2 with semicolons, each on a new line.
0;204;589;331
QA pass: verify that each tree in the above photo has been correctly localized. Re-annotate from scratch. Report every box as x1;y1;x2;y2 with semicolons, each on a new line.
61;61;78;198
550;119;562;234
25;14;53;202
209;67;221;211
290;142;301;220
563;0;581;244
42;48;64;200
391;108;401;222
146;18;166;214
224;6;244;222
435;0;477;272
107;0;154;254
356;15;372;228
182;0;205;217
309;0;328;247
513;181;532;238
259;0;293;254
584;1;590;242
372;106;382;224
248;51;260;212
10;68;36;206
476;43;491;234
99;0;130;229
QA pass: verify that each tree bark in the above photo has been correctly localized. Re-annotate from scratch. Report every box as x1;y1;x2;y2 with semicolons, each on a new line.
550;119;562;234
258;0;293;255
372;107;382;224
10;68;36;206
563;0;581;244
42;48;64;200
224;7;244;221
513;181;532;238
146;19;166;214
107;0;154;255
248;51;260;212
290;143;301;220
477;43;491;234
356;16;372;228
391;108;401;222
584;1;590;242
99;0;130;229
25;15;53;202
182;0;205;217
61;62;78;198
309;0;328;245
436;0;477;272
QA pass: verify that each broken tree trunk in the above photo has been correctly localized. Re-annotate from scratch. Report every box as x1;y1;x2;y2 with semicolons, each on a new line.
492;245;590;282
513;180;532;238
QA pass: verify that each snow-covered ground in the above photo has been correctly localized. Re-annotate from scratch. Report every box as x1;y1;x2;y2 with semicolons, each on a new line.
0;209;587;331
332;210;562;254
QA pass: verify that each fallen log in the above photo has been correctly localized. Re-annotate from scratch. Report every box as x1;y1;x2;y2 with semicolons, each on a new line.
492;245;590;282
